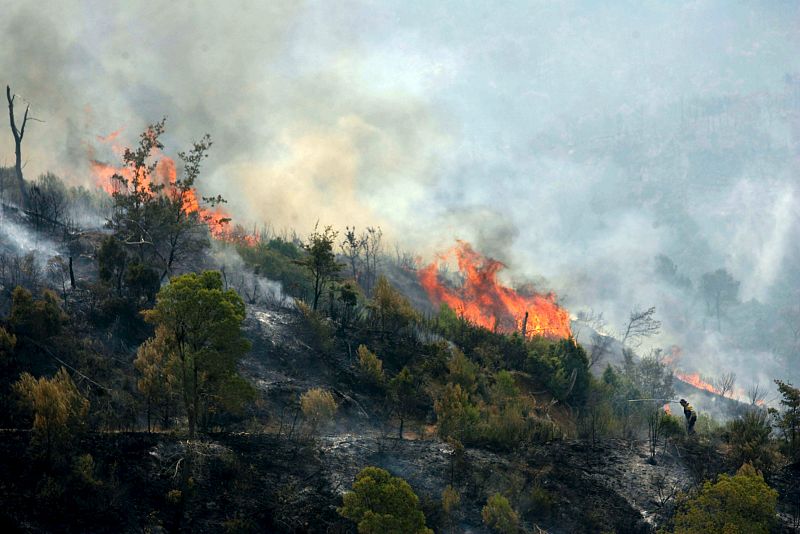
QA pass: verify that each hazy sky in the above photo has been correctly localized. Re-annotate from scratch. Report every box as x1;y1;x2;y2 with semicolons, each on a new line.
2;0;799;383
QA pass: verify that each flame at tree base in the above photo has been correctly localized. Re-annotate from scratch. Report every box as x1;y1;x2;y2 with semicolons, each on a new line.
418;241;571;339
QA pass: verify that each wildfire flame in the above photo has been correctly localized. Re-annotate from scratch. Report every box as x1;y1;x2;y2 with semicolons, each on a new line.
90;131;258;245
674;371;718;395
418;241;571;339
663;403;671;414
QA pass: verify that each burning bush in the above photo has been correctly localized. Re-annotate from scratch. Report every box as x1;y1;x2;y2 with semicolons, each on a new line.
419;241;570;340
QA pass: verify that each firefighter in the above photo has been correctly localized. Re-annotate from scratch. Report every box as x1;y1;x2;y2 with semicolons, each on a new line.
679;399;697;435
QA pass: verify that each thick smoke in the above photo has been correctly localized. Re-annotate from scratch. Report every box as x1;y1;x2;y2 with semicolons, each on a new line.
2;1;799;389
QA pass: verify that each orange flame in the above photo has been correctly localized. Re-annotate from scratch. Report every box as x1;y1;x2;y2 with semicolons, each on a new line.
663;403;671;414
675;371;718;394
419;241;571;339
90;131;258;245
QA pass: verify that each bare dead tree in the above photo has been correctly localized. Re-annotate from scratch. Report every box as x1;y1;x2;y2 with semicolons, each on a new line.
360;226;383;296
573;309;606;339
0;251;42;291
747;383;767;406
393;244;417;271
588;332;613;369
339;226;365;282
47;256;71;307
6;85;39;209
620;306;662;348
714;372;736;399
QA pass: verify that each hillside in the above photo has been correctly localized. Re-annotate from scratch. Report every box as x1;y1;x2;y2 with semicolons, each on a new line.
1;146;799;533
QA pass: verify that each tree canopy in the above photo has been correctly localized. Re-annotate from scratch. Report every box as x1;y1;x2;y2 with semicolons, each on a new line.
141;270;253;437
338;466;432;534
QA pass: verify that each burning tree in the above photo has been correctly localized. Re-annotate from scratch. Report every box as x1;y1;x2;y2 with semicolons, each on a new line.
103;119;227;281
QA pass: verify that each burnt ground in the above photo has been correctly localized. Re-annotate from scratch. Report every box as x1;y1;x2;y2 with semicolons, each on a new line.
1;302;797;533
0;430;697;534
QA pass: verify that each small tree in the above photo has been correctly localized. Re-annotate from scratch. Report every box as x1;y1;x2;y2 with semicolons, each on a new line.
747;383;767;406
98;236;127;294
447;349;478;394
338;466;432;534
142;271;253;438
714;372;736;399
481;493;519;534
296;225;341;311
673;463;778;534
6;85;34;209
357;345;385;386
435;383;479;442
340;226;366;282
699;268;740;332
389;367;416;439
134;328;179;432
773;380;800;460
370;276;419;334
300;388;337;434
14;367;89;463
360;226;383;296
727;409;779;472
441;485;461;533
9;286;67;338
0;326;17;367
107;120;221;278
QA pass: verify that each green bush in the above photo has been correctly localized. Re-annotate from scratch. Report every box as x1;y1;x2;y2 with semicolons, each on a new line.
530;484;554;518
357;345;385;386
10;286;67;338
482;493;519;534
726;409;780;472
435;383;480;441
297;301;334;353
338;466;432;533
526;338;590;406
673;463;778;534
236;240;311;299
14;367;89;462
300;388;337;433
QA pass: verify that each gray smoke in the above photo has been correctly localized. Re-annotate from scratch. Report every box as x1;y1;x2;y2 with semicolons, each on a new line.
2;1;799;391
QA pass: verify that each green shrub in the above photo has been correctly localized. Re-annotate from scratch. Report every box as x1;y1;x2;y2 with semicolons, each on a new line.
297;301;334;353
435;383;480;441
530;484;554;518
10;286;67;338
673;463;778;534
300;388;337;432
726;409;780;472
338;466;432;533
482;493;519;534
14;367;89;462
357;345;385;386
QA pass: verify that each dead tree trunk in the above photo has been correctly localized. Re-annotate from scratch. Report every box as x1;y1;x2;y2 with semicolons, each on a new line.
68;256;76;289
6;85;29;209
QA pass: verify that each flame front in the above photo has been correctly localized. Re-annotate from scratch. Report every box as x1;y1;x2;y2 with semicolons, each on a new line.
674;372;718;394
419;241;571;339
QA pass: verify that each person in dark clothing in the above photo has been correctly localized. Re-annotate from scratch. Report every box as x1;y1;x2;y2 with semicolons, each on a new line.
680;399;697;435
